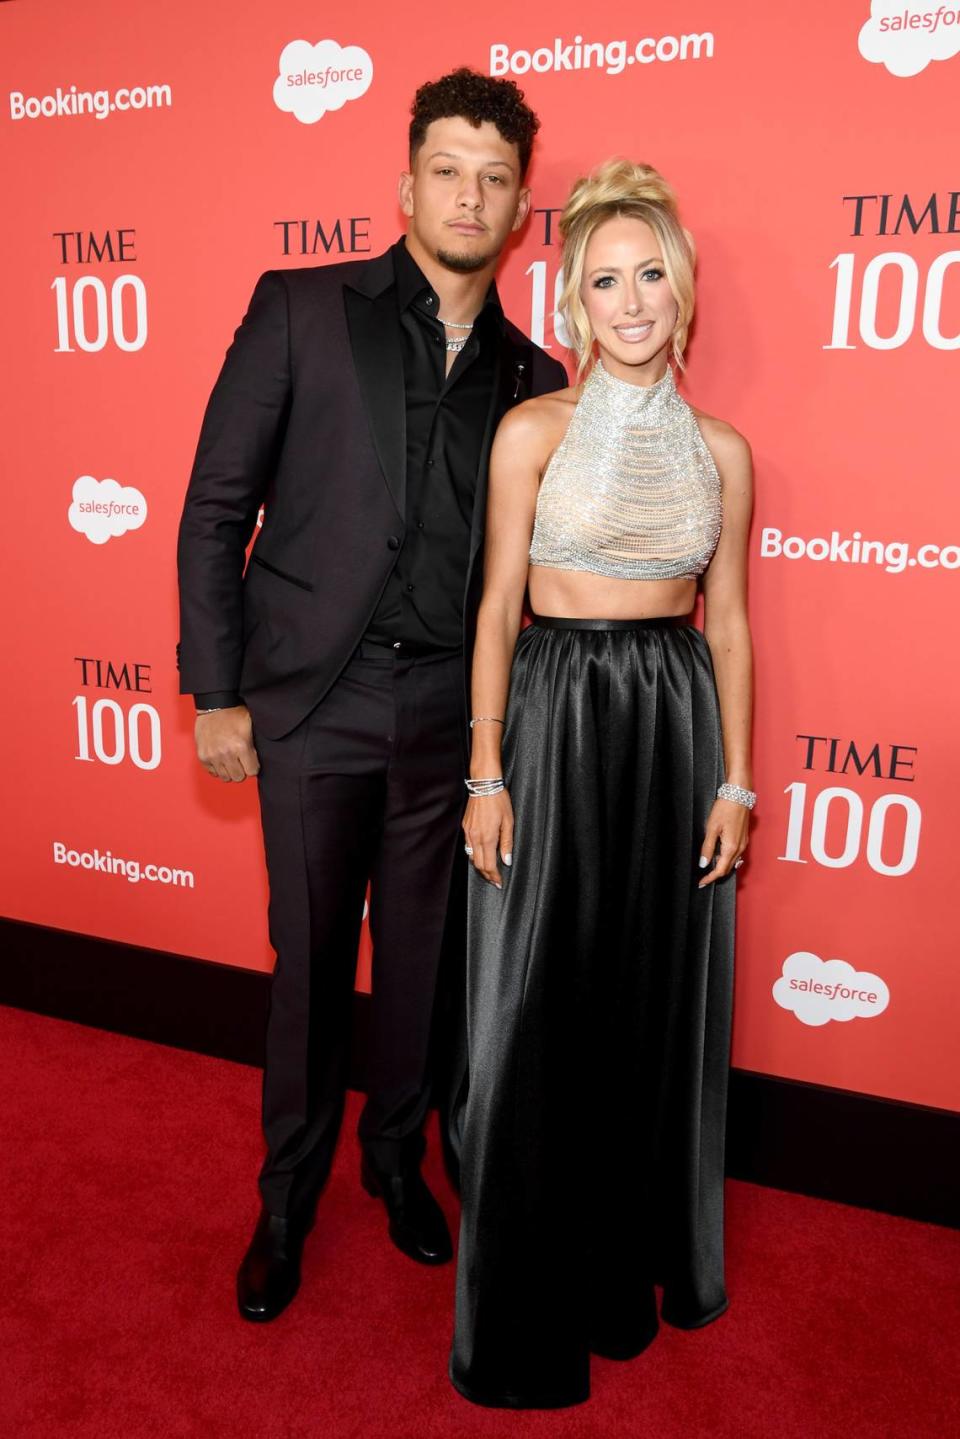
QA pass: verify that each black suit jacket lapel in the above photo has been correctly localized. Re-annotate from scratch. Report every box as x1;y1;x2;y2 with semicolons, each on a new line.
343;258;406;521
467;332;532;572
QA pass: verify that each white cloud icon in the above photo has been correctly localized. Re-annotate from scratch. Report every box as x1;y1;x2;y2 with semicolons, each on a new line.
68;475;147;546
273;39;373;124
858;1;960;77
773;951;890;1028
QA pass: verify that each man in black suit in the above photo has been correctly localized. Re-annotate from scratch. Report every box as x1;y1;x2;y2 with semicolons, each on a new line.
177;68;567;1322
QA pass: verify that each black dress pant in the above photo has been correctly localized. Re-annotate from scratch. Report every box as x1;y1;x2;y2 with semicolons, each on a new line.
253;647;467;1221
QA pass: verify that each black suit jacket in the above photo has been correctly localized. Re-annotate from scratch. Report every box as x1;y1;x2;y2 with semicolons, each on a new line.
177;246;568;739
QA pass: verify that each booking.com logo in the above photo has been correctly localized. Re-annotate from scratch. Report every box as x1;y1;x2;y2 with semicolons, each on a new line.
52;842;194;888
9;82;171;121
760;527;960;574
490;31;714;77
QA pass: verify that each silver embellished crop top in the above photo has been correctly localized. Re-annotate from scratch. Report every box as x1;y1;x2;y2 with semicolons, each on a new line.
528;359;722;580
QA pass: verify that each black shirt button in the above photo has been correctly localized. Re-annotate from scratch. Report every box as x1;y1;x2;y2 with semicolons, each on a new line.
387;536;400;550
406;583;415;592
417;521;425;530
426;459;435;468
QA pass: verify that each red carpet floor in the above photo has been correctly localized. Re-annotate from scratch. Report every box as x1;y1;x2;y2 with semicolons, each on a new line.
3;1003;958;1439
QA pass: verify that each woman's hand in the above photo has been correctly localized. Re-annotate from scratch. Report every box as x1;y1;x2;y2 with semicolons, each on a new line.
463;790;515;890
698;797;750;888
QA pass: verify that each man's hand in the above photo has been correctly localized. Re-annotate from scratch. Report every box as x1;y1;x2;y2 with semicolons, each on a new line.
195;705;260;782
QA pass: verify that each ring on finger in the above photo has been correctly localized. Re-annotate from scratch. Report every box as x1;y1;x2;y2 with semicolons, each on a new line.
734;857;744;869
464;845;474;856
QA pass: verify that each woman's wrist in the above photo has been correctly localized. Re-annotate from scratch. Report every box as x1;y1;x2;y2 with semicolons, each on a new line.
469;757;503;780
718;781;756;810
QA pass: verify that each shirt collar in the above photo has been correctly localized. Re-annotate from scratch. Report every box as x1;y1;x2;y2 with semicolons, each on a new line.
391;237;505;334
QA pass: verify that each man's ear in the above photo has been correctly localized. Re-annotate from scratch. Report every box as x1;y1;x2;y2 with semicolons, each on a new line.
398;170;415;219
512;186;532;233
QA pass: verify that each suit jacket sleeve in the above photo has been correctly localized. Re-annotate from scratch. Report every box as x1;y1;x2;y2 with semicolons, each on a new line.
176;270;292;697
533;351;569;398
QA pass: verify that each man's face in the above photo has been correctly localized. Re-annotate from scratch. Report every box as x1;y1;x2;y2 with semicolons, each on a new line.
399;116;531;273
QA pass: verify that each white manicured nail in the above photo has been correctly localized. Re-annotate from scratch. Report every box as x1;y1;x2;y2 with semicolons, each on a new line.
698;856;709;869
503;853;512;866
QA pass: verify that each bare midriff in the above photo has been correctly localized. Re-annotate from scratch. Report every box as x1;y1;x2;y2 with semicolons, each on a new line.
527;564;697;620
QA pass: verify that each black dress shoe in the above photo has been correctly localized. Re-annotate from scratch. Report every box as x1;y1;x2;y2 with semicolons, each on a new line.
360;1155;453;1265
236;1207;308;1322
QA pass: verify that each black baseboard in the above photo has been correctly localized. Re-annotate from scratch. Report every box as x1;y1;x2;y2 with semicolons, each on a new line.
725;1068;956;1228
2;917;956;1229
1;917;272;1066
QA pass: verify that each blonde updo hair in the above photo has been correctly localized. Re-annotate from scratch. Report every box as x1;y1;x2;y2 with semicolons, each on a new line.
557;159;696;376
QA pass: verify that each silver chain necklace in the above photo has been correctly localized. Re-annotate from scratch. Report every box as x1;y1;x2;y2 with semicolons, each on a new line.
439;316;474;354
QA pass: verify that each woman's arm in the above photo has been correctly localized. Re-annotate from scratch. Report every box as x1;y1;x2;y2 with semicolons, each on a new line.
698;419;755;886
464;399;553;887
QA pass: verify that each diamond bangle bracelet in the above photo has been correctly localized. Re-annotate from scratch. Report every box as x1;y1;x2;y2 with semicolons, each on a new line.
717;782;756;810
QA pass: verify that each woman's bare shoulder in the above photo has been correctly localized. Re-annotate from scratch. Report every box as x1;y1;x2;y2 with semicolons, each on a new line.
500;386;578;430
495;387;580;460
689;408;752;467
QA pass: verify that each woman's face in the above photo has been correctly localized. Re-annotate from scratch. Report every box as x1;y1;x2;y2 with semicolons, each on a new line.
579;215;679;382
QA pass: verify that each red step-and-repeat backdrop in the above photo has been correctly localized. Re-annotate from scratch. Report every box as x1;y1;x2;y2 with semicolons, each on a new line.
2;0;957;1112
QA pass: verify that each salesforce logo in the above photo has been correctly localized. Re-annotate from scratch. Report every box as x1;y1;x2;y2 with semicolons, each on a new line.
273;39;373;124
859;2;960;76
68;475;147;545
773;951;890;1028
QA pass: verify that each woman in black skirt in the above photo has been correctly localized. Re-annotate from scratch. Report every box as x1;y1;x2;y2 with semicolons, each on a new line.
450;159;755;1409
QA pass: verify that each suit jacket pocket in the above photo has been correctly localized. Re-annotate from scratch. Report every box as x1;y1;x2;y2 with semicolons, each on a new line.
247;552;314;591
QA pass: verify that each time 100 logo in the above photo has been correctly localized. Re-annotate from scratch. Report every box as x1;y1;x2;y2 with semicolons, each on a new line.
781;736;921;878
52;228;148;353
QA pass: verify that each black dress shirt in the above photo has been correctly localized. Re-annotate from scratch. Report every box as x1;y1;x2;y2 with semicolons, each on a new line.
195;239;503;709
363;238;502;652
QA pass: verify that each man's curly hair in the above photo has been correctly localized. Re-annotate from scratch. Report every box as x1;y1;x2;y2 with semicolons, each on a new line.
409;68;541;179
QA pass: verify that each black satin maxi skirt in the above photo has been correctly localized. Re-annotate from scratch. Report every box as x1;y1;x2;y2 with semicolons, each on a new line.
450;616;736;1409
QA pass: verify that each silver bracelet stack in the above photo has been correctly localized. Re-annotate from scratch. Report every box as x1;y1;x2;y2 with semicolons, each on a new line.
465;777;505;797
717;782;757;810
